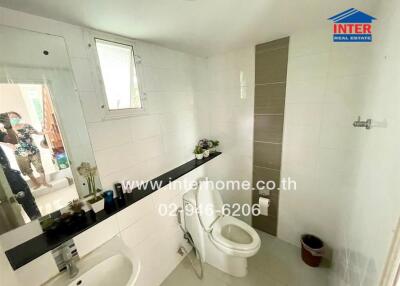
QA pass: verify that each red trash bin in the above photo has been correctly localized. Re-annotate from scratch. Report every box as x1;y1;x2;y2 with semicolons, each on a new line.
301;234;324;267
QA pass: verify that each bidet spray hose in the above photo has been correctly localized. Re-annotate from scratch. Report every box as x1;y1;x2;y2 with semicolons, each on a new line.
176;208;204;280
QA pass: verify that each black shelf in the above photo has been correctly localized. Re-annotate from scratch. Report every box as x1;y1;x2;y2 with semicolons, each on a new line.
5;152;221;270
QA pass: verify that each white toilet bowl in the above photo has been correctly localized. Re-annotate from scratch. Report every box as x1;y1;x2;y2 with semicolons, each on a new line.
210;215;261;257
183;180;261;277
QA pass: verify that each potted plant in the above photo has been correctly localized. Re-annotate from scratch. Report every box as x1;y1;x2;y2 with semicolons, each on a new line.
198;139;219;156
77;162;104;213
193;145;204;160
41;216;59;235
210;140;220;153
198;139;211;157
198;139;209;149
68;199;86;223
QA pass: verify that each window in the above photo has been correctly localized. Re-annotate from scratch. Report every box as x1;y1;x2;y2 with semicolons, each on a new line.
95;38;142;111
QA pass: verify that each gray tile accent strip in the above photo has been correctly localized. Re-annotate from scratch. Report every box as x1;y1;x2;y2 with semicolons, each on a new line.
253;37;289;236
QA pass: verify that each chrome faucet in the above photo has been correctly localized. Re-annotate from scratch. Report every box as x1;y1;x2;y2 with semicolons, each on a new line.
62;245;79;278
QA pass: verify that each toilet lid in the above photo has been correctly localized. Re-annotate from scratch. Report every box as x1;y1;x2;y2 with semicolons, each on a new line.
196;180;223;232
211;216;261;252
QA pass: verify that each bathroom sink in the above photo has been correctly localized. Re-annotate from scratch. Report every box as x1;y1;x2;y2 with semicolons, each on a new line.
65;254;133;286
45;237;140;286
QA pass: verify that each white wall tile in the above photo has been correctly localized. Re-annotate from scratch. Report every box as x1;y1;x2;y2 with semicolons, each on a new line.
133;234;166;286
116;195;154;231
285;76;327;104
129;115;161;141
0;244;20;286
100;164;140;189
15;253;59;286
79;91;103;123
70;58;96;92
195;47;255;221
284;103;323;128
0;221;43;251
329;45;375;77
61;25;87;58
288;27;331;58
131;136;165;162
73;216;119;257
94;143;133;176
120;212;161;250
286;52;330;83
281;5;400;286
87;118;132;151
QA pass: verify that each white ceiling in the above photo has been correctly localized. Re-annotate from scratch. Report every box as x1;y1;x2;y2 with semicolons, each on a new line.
0;0;379;57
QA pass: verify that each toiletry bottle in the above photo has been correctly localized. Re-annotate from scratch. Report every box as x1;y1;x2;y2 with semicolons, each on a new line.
115;183;126;206
104;190;116;213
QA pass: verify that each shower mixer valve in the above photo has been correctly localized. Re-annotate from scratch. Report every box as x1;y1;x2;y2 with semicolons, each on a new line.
353;116;372;129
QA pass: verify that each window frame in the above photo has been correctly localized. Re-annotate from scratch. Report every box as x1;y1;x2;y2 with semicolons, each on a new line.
89;30;146;120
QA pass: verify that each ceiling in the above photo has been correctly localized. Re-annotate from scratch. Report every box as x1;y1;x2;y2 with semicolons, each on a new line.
0;0;379;57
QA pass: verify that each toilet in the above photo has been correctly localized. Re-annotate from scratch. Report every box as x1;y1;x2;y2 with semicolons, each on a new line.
183;180;261;277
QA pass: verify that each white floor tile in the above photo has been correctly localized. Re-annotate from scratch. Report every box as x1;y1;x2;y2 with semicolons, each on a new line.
161;231;329;286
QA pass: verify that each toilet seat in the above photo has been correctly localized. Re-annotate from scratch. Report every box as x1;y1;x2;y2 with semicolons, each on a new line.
210;216;261;257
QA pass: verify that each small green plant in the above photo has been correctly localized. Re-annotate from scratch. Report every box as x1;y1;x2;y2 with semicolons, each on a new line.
198;139;219;150
40;216;56;231
211;140;219;147
68;199;84;214
193;145;204;154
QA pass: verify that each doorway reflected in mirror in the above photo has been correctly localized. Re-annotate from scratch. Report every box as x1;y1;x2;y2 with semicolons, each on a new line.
0;83;79;225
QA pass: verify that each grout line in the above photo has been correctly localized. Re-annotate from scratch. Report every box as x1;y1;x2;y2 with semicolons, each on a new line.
253;165;281;171
254;140;282;145
256;45;289;54
255;82;286;86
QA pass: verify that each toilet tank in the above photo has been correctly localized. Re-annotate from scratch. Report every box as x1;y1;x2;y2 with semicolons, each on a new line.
196;180;224;232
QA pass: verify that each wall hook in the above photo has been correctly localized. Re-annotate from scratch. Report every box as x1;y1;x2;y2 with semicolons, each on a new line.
353;116;372;129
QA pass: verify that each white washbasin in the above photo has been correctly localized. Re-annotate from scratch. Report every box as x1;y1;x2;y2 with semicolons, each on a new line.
65;254;132;286
45;237;140;286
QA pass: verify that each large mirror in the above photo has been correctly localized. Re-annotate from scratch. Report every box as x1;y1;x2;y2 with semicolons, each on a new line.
0;25;101;240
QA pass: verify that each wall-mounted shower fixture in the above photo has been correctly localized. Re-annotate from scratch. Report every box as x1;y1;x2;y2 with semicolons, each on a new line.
353;116;372;129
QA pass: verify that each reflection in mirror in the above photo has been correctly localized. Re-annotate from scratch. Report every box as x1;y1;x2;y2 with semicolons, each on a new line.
0;25;101;239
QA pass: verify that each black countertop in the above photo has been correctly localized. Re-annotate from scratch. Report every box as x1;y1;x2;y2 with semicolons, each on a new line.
5;152;221;270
